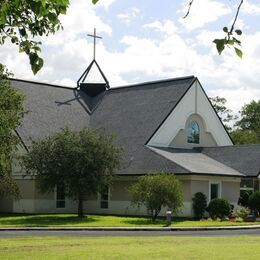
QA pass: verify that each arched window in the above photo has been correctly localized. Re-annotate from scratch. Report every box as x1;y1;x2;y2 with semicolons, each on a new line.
187;121;200;144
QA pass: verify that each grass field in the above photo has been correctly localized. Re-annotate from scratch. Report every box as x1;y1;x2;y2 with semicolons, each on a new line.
0;214;260;227
0;236;260;259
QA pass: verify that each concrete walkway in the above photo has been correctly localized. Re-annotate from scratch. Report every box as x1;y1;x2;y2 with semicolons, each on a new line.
1;225;260;232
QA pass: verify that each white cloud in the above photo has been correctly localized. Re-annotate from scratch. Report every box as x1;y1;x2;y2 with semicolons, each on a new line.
179;0;232;30
1;0;259;114
60;0;112;37
117;8;140;25
96;0;116;9
209;87;260;114
0;0;113;84
143;20;178;35
243;1;260;15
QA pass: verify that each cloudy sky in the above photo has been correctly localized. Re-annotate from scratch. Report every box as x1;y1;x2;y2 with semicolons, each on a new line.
1;0;260;112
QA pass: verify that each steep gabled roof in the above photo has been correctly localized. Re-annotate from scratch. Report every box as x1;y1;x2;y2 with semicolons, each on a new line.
11;79;92;147
11;76;195;174
198;145;260;177
90;76;196;174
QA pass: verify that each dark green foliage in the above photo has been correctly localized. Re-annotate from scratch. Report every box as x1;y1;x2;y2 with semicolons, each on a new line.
192;192;207;219
209;96;237;131
206;198;231;220
0;0;70;74
0;64;24;199
0;174;20;199
248;191;260;216
230;100;260;144
238;191;253;207
130;173;183;222
234;100;260;142
230;130;259;145
23;127;122;218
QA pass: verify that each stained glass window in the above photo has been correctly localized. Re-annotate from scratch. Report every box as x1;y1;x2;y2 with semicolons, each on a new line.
187;121;200;144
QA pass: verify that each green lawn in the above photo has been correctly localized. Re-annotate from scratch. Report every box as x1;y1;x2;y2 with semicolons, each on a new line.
0;214;260;227
0;236;260;259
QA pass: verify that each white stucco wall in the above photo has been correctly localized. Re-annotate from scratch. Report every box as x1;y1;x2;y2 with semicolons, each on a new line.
148;80;233;148
8;176;241;217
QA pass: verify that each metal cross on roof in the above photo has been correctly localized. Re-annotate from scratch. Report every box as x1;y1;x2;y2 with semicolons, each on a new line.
87;28;102;60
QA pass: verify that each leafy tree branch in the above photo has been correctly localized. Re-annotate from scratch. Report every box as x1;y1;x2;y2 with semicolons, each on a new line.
184;0;244;58
0;0;70;74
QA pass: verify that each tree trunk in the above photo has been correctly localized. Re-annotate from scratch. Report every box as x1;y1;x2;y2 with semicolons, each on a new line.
78;193;84;219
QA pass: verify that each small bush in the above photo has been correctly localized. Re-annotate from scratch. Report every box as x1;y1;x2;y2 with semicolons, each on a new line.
248;191;260;216
130;173;183;222
192;192;207;220
206;198;231;220
235;207;250;221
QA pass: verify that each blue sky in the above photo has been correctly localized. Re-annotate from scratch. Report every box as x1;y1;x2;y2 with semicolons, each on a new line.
1;0;260;112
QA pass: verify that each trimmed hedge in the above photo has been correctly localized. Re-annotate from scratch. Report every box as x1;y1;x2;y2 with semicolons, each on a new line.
206;198;231;220
192;192;207;219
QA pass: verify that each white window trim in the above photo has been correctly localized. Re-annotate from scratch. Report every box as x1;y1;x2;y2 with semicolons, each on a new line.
209;181;222;202
240;187;254;191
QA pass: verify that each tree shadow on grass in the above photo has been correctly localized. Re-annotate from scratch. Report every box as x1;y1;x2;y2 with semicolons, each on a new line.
121;217;165;226
122;217;191;226
0;214;99;227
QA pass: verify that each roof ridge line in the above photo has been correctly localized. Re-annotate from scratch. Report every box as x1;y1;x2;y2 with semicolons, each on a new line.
109;75;195;91
10;78;75;90
200;144;260;149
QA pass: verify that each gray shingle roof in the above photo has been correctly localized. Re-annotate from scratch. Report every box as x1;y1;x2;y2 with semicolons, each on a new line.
11;79;91;146
11;76;259;178
199;145;260;177
90;76;196;174
149;146;244;177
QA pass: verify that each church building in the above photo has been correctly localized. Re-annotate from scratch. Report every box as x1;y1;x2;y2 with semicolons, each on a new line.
0;74;259;217
1;29;259;217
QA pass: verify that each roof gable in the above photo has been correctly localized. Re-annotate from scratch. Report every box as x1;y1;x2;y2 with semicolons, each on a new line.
147;79;233;148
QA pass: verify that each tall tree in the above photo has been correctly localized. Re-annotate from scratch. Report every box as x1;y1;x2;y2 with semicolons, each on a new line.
231;100;260;144
235;100;260;134
130;173;183;221
210;96;236;131
23;127;122;218
0;64;24;198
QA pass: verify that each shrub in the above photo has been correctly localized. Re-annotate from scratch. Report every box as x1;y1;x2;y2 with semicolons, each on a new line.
130;173;183;222
248;191;260;216
206;198;231;220
238;191;253;207
192;192;207;219
235;207;250;221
